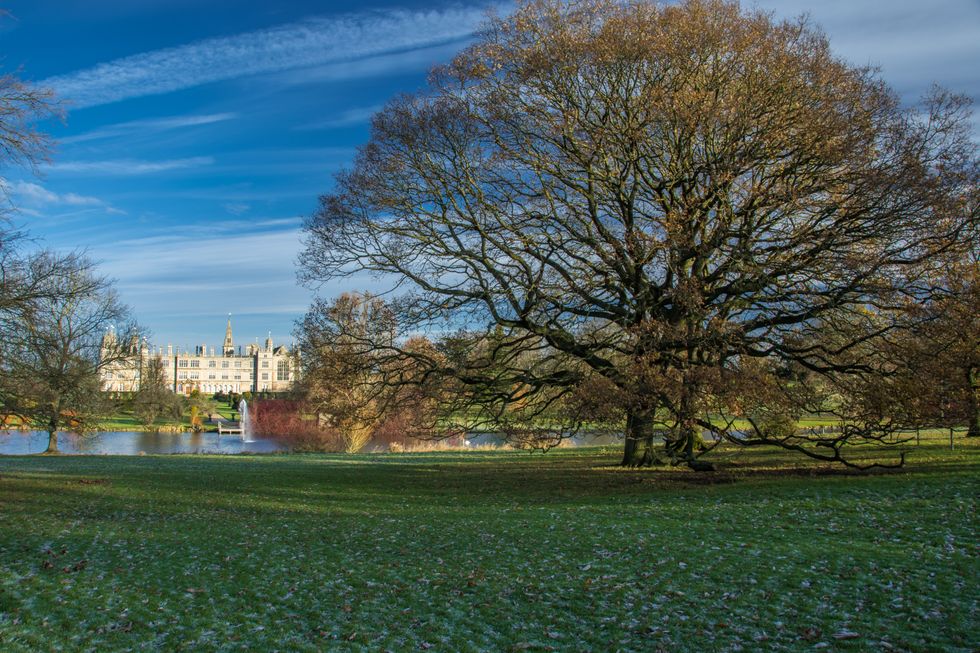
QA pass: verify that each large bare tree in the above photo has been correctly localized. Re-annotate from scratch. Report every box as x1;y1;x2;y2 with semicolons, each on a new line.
301;0;977;468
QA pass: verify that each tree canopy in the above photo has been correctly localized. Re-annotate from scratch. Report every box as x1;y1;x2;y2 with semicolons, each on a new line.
301;0;978;468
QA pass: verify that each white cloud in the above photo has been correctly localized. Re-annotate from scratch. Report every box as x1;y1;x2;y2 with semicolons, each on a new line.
223;202;251;216
753;0;980;100
51;156;214;175
272;41;468;91
2;179;122;213
93;223;305;283
92;227;310;335
60;192;104;207
42;6;488;109
60;112;238;144
299;104;382;130
6;180;63;204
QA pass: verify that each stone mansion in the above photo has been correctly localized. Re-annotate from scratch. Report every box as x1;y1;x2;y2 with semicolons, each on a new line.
101;317;298;395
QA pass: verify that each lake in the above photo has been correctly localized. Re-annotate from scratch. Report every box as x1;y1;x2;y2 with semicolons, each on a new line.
0;429;630;456
0;430;286;455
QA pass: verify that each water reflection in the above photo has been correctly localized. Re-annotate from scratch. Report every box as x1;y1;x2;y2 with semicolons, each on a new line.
0;430;286;456
1;429;635;456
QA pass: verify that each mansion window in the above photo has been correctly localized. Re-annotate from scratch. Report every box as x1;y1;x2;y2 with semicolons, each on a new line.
221;361;229;368
261;361;269;368
208;374;216;380
234;361;242;368
178;372;187;379
178;360;188;368
190;372;199;379
208;361;216;368
261;372;269;380
277;360;289;381
221;374;228;380
190;360;199;368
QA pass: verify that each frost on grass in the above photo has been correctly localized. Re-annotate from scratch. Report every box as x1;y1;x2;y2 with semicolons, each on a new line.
0;448;976;652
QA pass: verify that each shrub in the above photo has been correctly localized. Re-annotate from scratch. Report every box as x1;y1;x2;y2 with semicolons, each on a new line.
252;399;342;452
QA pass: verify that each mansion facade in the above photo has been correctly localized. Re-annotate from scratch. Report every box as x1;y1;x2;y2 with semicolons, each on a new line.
101;318;298;395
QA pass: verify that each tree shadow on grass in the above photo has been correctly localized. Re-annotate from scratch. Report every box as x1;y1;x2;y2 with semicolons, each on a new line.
1;443;976;517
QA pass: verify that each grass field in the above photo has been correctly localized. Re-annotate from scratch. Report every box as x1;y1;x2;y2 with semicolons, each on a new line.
0;443;977;652
99;400;240;432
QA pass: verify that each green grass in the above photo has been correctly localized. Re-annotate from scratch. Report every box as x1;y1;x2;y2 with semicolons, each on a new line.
101;398;239;432
0;443;977;652
99;414;165;431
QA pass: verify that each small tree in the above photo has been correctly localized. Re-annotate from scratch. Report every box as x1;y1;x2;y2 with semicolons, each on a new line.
183;389;217;432
298;292;398;452
133;356;180;429
0;256;135;453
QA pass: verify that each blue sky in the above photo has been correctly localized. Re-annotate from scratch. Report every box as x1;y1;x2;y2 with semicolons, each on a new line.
1;0;977;350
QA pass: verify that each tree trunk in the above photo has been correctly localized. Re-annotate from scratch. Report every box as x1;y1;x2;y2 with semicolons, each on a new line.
682;425;715;471
967;367;979;438
668;385;715;472
621;410;655;467
44;428;59;454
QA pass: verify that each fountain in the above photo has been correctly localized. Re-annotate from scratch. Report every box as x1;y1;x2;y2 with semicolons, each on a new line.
239;399;253;442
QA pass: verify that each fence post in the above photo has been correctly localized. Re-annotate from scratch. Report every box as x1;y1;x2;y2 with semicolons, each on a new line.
950;427;954;451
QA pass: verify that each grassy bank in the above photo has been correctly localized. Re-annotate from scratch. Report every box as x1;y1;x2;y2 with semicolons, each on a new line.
98;401;240;432
0;443;976;651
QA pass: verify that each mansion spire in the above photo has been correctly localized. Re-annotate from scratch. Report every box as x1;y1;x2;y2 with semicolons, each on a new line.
223;315;235;356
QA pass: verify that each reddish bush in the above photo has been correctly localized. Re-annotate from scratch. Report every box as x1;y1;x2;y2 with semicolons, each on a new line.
251;399;342;452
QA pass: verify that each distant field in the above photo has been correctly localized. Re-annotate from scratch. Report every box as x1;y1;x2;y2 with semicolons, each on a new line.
0;443;976;651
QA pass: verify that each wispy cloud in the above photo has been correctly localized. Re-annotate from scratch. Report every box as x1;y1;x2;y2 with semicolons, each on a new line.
755;0;980;100
92;226;310;340
274;41;466;88
50;156;214;175
223;202;251;216
60;112;238;144
6;180;100;206
2;179;125;214
298;104;382;130
42;6;488;109
98;228;303;282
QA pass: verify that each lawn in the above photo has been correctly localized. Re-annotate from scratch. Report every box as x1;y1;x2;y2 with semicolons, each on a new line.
100;397;240;432
0;443;976;652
